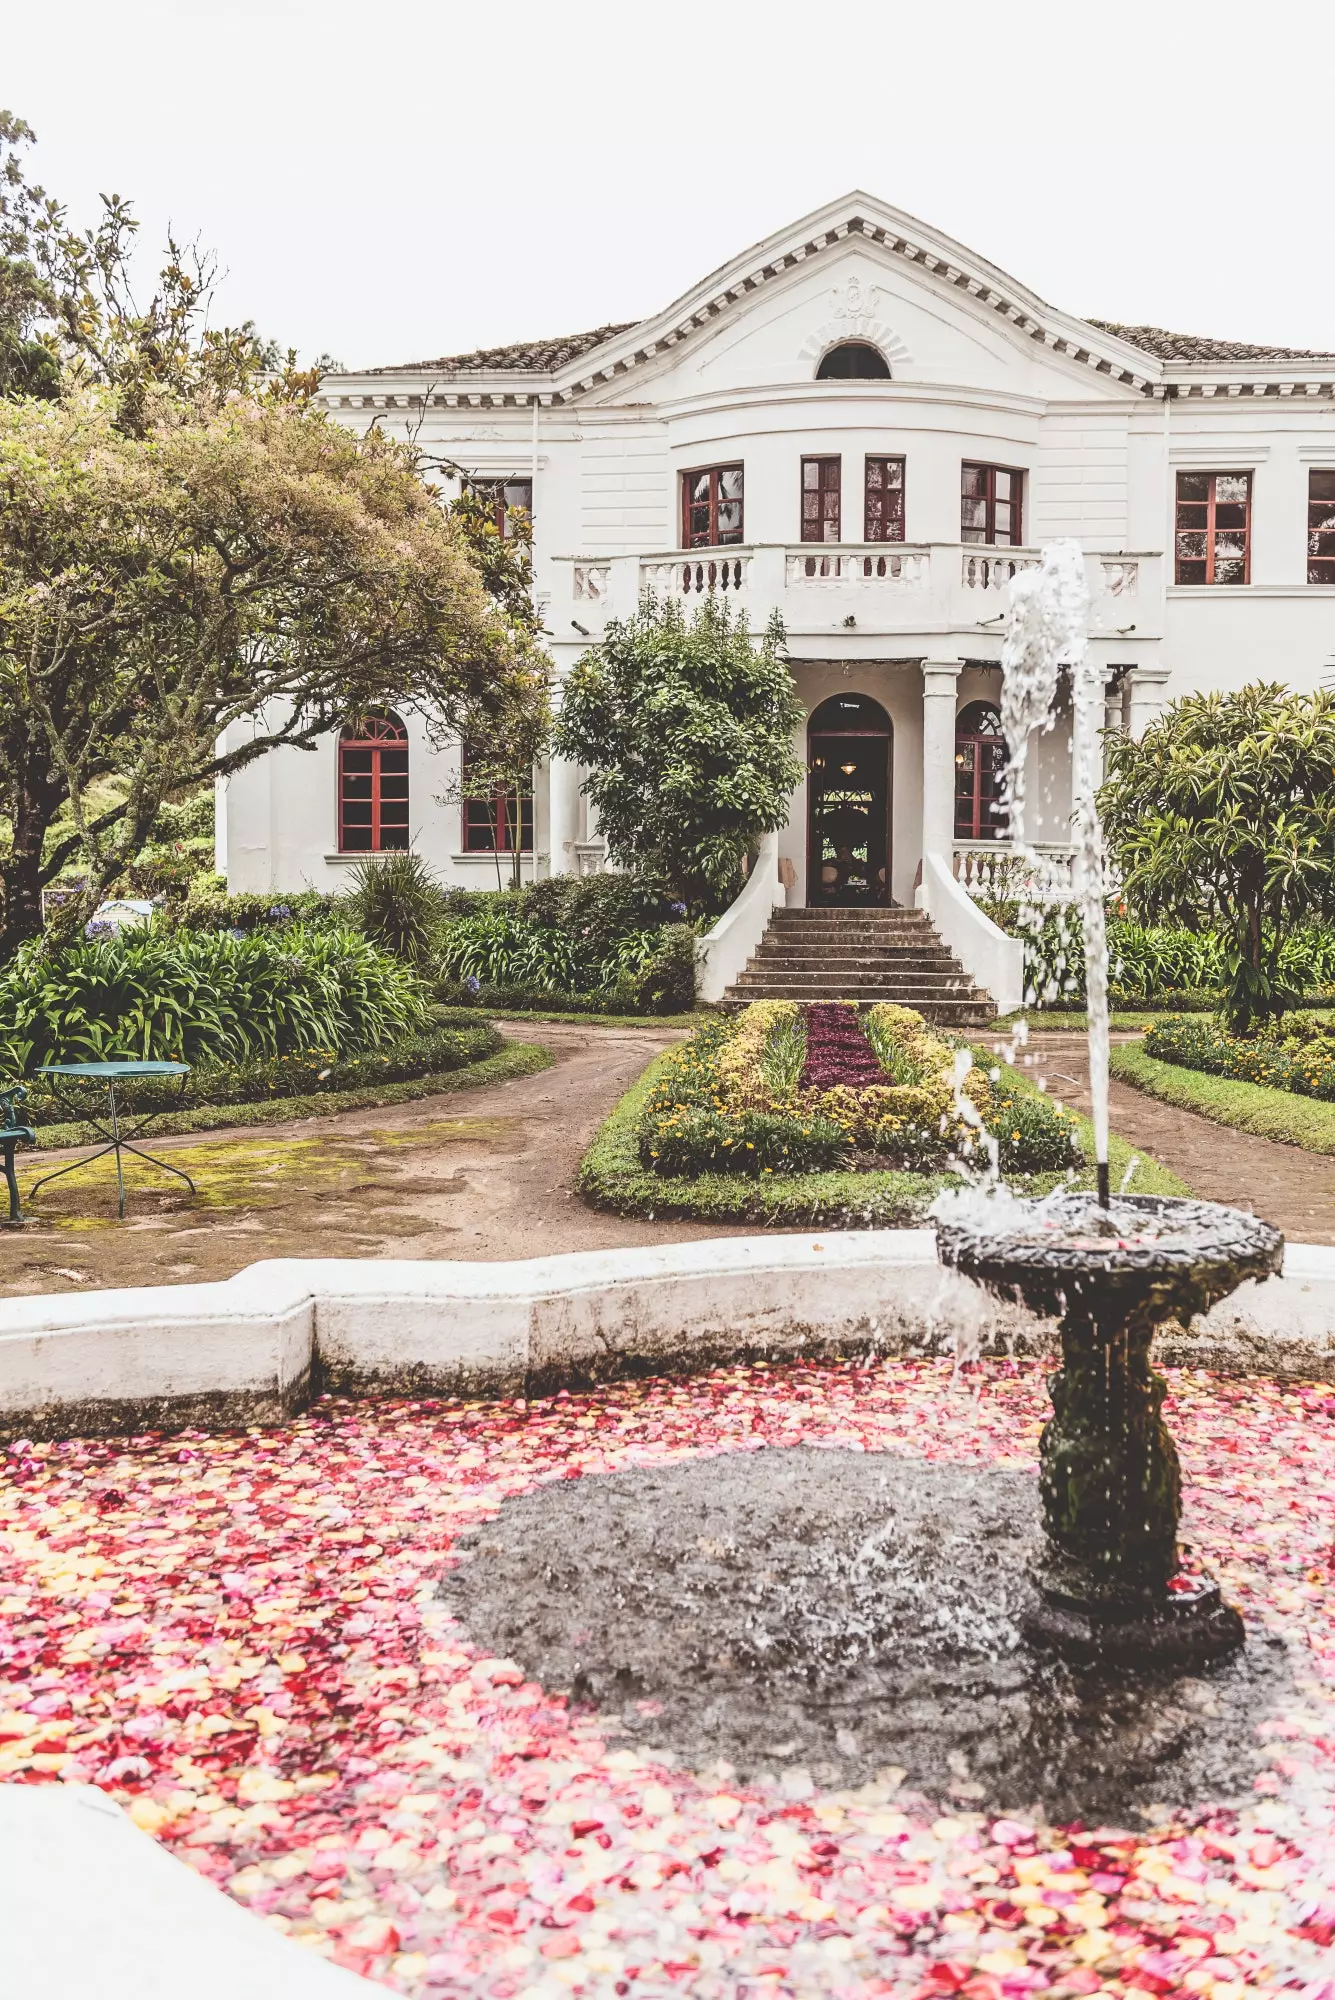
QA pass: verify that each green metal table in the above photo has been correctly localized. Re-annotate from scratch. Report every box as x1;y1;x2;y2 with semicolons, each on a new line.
31;1062;196;1219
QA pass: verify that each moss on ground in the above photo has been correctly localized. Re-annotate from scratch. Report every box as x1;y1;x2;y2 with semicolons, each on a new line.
578;1048;1187;1228
28;1111;523;1225
1109;1042;1335;1157
22;1042;552;1153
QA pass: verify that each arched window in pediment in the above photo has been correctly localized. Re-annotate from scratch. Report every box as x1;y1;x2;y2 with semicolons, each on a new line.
815;341;892;381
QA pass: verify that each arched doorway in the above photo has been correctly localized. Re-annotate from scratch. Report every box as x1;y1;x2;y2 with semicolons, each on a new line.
807;692;892;906
953;700;1007;842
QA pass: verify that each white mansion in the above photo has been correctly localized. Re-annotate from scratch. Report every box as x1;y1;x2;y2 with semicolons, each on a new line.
218;192;1335;1000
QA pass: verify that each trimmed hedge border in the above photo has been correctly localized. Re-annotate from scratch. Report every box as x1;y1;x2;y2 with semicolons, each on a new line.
578;1048;1187;1227
1109;1042;1335;1158
20;1042;553;1153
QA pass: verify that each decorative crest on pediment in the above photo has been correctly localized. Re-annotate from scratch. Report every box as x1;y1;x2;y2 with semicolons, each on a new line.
798;268;913;371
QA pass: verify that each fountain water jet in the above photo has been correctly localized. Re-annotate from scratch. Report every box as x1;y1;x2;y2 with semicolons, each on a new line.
936;543;1284;1662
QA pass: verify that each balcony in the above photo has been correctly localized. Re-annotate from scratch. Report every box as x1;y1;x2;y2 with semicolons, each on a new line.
553;544;1160;643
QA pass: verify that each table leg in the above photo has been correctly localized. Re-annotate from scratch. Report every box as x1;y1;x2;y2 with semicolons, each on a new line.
2;1144;20;1224
109;1083;127;1220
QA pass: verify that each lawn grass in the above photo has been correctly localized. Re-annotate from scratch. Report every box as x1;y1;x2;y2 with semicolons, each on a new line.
23;1042;553;1153
578;1047;1187;1227
1109;1042;1335;1157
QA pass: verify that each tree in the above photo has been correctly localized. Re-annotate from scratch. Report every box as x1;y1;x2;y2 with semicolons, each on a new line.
0;391;542;959
1100;683;1335;1031
554;594;804;912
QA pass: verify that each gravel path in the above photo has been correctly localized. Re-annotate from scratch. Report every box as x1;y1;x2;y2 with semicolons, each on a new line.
0;1022;751;1299
1012;1029;1335;1243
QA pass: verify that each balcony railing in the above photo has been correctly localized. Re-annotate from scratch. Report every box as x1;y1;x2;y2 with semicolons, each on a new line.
548;545;1159;637
954;842;1078;903
785;545;930;588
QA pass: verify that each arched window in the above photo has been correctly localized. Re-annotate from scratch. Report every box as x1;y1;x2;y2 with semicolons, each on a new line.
815;341;891;381
954;700;1006;843
461;746;534;853
338;710;409;852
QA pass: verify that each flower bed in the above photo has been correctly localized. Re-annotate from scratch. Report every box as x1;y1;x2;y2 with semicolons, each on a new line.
638;1003;1078;1180
2;1363;1332;1996
1145;1014;1335;1101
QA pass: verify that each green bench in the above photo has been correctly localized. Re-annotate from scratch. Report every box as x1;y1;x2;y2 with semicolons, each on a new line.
1;1086;37;1225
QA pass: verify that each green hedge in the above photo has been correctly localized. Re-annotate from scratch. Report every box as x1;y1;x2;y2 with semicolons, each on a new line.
22;1040;552;1152
14;1012;501;1126
641;1104;848;1177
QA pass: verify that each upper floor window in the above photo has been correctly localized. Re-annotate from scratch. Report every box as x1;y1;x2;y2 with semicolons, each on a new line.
467;476;533;538
1175;471;1250;585
1309;471;1335;585
461;745;533;854
339;710;409;853
954;701;1007;843
682;464;744;548
864;456;906;542
961;463;1023;547
801;457;841;542
816;342;891;380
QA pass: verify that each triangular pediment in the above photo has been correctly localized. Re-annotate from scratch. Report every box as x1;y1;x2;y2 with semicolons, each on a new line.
546;193;1161;402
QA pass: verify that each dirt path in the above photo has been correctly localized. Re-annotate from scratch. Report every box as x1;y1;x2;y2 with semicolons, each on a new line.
0;1023;755;1300
1014;1030;1335;1244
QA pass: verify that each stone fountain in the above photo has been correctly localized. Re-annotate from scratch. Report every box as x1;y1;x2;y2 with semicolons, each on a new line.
935;543;1284;1664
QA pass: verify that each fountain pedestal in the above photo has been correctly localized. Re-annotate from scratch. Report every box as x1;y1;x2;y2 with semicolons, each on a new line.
936;1193;1282;1663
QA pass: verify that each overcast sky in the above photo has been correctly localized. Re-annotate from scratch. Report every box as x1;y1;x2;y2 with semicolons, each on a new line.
8;0;1334;371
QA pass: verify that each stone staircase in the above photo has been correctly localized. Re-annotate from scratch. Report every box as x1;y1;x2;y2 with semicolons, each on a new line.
721;907;995;1025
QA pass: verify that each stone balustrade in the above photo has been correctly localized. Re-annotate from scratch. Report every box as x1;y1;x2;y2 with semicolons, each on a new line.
547;545;1159;639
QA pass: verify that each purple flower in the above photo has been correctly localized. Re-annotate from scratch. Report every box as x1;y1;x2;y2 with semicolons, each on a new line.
268;903;292;921
670;901;687;916
465;974;482;995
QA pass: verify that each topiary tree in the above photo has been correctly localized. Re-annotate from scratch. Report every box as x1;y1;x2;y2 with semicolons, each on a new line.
553;595;804;914
1100;683;1335;1031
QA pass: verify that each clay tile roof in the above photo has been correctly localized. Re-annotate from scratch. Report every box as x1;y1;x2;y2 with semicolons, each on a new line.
364;323;641;376
1087;319;1335;364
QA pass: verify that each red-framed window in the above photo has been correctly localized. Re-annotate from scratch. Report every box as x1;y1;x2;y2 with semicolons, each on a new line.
961;463;1023;546
682;464;744;548
461;748;534;853
954;700;1007;842
1175;471;1251;585
338;710;409;853
1308;471;1335;585
467;476;532;539
801;457;841;542
864;456;906;542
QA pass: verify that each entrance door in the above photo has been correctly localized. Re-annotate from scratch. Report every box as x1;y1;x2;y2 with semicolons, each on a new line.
806;692;893;906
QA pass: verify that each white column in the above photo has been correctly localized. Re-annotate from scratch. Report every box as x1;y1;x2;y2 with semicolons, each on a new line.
921;660;963;864
1125;665;1172;741
547;753;582;877
1102;670;1125;780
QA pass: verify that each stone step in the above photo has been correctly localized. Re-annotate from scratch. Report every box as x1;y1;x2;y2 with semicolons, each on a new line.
751;948;959;964
720;993;994;1025
731;976;981;997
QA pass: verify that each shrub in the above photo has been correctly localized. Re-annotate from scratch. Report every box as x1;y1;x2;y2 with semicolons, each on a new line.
16;1013;501;1124
433;903;696;1012
0;925;425;1075
1144;1014;1335;1101
345;852;446;965
639;1104;848;1177
176;887;341;935
987;1085;1082;1173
